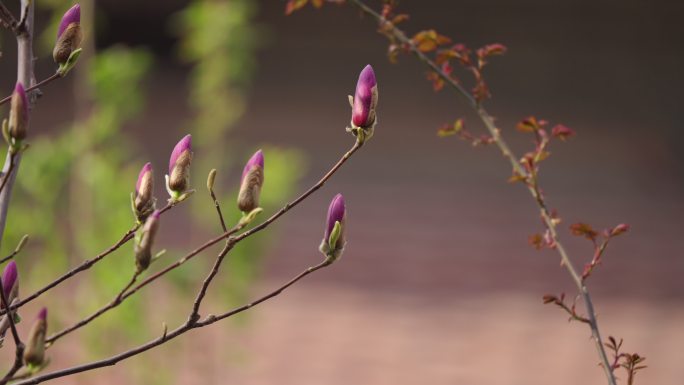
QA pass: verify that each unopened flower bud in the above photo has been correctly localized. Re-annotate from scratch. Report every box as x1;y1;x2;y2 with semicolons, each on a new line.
237;150;264;213
135;210;160;272
8;83;29;142
134;162;155;220
23;308;47;367
351;64;378;129
1;261;18;307
167;134;193;197
53;4;82;65
319;194;346;260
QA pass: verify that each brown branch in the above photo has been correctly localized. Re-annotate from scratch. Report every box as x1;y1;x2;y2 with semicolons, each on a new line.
0;277;24;384
44;271;140;346
0;202;178;317
187;183;232;322
345;1;617;384
0;1;18;31
0;153;17;196
15;138;363;383
0;73;62;106
15;258;332;385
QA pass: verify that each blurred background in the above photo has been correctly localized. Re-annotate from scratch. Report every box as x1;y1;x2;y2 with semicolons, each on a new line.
0;0;682;384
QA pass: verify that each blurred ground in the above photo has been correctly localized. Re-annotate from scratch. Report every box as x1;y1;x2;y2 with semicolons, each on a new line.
2;0;684;384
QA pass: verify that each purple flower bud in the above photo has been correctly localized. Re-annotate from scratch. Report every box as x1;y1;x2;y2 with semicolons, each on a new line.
168;135;193;194
53;4;82;65
8;82;29;141
23;307;48;367
351;65;378;129
320;194;346;260
134;162;155;219
1;261;18;306
237;150;264;213
38;307;47;321
135;210;161;272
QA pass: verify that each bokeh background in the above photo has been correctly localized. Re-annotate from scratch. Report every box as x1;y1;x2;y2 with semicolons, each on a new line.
0;0;682;384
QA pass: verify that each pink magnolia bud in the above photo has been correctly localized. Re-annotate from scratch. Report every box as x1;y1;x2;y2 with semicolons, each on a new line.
53;4;82;65
23;308;47;367
237;150;264;213
135;210;160;272
351;65;378;129
319;194;346;259
134;162;155;220
8;83;29;142
168;135;193;194
1;261;18;306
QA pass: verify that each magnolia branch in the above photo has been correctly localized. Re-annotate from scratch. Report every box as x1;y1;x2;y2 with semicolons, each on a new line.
13;139;362;383
0;202;179;317
345;1;617;384
0;73;62;106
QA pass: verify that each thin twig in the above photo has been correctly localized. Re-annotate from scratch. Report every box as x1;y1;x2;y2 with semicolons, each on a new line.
15;258;332;385
0;73;61;106
0;277;24;384
0;1;18;31
0;202;178;316
0;153;16;196
0;0;35;260
345;1;617;384
15;139;363;384
45;271;141;346
187;186;233;322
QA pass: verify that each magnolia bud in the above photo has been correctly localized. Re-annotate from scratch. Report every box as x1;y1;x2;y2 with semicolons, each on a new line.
134;162;155;220
167;134;193;196
1;261;18;307
8;83;29;142
319;194;346;260
135;210;160;272
237;150;264;213
351;64;378;129
23;308;47;367
53;4;82;65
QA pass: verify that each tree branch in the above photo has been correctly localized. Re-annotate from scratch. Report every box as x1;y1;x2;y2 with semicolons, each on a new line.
345;1;617;384
0;202;179;316
13;137;363;383
0;73;62;106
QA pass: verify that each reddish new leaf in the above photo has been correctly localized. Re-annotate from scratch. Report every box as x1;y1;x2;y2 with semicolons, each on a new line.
552;124;576;141
570;222;598;241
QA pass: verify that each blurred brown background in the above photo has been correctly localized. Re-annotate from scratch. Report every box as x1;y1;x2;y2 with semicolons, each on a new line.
1;0;683;384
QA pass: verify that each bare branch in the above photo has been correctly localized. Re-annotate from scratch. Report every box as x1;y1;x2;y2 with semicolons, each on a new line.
344;1;617;384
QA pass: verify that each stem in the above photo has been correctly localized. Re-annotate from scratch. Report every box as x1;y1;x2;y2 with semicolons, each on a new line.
0;202;178;316
0;0;34;254
346;1;617;384
0;73;62;106
44;271;140;346
13;138;362;383
0;277;24;384
16;259;332;385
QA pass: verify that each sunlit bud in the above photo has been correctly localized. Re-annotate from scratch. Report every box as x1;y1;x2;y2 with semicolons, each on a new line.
167;134;193;196
8;82;29;142
135;210;160;272
1;261;18;306
53;4;82;65
351;64;378;129
23;308;47;367
237;150;264;213
319;194;346;260
134;162;155;220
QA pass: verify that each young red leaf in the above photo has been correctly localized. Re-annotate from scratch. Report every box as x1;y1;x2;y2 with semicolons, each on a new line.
570;222;598;241
552;124;576;141
285;0;309;15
